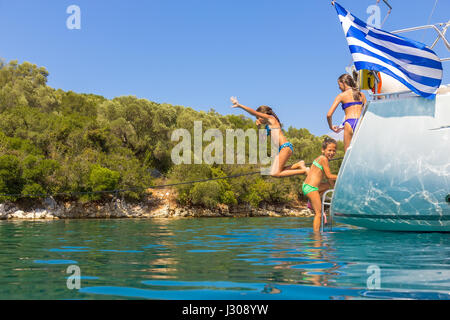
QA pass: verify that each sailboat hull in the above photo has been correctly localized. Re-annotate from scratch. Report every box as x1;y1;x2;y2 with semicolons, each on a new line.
331;94;450;232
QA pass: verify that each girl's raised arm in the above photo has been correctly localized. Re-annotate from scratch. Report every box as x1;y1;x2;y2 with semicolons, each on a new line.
230;97;272;120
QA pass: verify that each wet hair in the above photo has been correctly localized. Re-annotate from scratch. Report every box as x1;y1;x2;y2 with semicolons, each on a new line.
322;137;337;149
338;73;362;101
256;105;282;127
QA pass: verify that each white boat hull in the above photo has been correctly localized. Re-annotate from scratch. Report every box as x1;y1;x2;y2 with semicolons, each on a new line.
331;94;450;232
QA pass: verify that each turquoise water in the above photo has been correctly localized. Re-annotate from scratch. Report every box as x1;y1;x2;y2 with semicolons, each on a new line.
0;217;449;300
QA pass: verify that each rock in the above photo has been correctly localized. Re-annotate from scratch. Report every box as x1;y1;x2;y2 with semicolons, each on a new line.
25;212;34;219
54;207;64;217
12;210;25;219
34;209;48;219
44;197;57;210
268;211;281;217
0;204;7;219
3;203;12;212
298;208;314;217
6;205;18;214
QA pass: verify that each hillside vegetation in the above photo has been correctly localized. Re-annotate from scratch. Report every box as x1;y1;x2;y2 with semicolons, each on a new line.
0;60;343;208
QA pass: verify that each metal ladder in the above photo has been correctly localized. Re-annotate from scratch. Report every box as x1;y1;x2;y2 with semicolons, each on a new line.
321;189;334;233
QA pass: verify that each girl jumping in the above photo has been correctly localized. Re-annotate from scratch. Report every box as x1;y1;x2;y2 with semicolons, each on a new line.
230;97;308;177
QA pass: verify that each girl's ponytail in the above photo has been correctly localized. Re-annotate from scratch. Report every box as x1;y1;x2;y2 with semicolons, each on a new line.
338;73;362;101
256;105;282;127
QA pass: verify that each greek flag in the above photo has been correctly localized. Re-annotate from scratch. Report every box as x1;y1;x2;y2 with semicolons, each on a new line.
334;2;442;99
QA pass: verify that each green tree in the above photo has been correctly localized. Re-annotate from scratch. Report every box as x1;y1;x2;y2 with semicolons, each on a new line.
0;155;24;201
86;165;120;201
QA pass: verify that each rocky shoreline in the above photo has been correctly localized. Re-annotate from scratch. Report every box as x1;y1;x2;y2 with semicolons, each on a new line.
0;192;313;220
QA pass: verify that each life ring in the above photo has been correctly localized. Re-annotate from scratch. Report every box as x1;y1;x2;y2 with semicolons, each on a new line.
358;69;382;93
371;72;382;94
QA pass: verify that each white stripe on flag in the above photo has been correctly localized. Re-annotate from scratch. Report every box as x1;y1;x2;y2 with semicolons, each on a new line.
351;53;437;94
347;37;443;79
344;16;441;62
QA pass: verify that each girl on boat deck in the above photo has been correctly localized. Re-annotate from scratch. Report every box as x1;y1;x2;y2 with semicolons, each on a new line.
327;74;367;152
230;97;308;177
302;137;338;232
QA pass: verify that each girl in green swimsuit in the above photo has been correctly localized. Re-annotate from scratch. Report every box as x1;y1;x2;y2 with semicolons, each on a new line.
303;137;338;232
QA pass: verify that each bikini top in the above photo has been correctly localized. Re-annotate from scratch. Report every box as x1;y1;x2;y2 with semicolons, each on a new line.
341;101;363;110
312;160;324;172
312;156;325;172
265;124;281;136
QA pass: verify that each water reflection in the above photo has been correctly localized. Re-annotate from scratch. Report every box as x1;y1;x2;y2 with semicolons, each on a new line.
0;218;449;299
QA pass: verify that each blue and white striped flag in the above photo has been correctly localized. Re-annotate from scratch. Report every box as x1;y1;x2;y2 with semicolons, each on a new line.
334;2;442;99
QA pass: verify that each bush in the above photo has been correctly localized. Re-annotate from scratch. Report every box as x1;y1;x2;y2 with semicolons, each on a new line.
86;165;120;201
190;181;221;208
0;155;24;201
221;190;237;206
21;183;46;198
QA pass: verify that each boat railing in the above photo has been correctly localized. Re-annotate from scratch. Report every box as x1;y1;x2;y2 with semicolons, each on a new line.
391;21;450;57
369;90;416;100
366;20;450;100
321;189;334;232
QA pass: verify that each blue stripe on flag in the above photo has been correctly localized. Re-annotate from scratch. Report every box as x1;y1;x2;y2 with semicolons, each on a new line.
348;15;436;54
347;26;442;70
334;2;442;99
349;45;442;87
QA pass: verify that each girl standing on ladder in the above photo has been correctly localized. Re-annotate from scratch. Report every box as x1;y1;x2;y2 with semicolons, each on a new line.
302;138;338;232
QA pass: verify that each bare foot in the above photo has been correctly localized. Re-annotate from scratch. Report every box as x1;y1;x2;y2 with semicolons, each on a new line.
291;160;305;170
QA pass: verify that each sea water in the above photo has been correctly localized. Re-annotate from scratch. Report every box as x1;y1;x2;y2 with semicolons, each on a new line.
0;217;448;300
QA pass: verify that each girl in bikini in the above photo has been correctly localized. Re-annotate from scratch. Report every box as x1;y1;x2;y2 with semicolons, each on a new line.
230;97;308;177
327;74;366;152
302;137;338;232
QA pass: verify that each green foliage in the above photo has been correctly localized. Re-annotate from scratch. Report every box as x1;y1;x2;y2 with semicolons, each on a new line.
0;60;153;203
86;165;120;201
190;181;222;208
0;155;24;201
21;183;46;198
221;190;238;206
0;59;342;207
